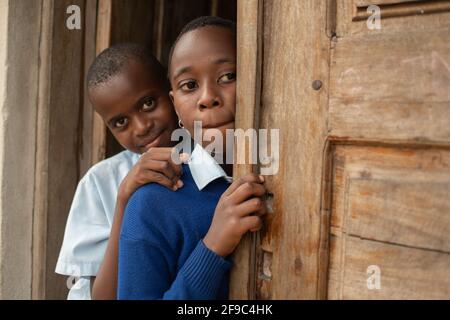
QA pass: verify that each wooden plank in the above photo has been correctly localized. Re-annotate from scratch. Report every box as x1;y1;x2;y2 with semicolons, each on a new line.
0;0;42;299
32;0;53;300
256;0;331;299
329;30;450;143
353;0;450;21
79;0;98;177
354;0;418;6
336;0;450;36
92;0;111;164
331;145;450;253
45;0;86;299
328;234;450;299
229;0;262;300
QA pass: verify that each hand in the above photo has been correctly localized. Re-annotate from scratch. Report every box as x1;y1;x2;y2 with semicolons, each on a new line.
203;174;267;257
119;147;184;201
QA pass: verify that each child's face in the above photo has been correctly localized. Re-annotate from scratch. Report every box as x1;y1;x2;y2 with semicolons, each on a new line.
169;26;236;150
89;60;178;154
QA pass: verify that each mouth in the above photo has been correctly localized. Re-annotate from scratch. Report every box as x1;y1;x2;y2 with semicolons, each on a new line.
137;130;165;152
202;119;234;129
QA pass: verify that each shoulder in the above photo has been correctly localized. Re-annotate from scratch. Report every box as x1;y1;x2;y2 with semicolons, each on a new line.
79;150;139;189
127;164;194;210
121;176;193;244
85;150;139;179
125;183;177;220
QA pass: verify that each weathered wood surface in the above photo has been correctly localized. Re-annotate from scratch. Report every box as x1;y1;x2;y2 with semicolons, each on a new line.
229;0;262;300
328;145;450;299
232;0;450;299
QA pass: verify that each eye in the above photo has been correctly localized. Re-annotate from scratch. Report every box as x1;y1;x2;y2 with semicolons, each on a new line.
218;72;236;84
180;80;198;92
114;117;128;128
142;97;155;111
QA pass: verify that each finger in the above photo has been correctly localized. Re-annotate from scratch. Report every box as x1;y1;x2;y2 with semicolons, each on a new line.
144;147;175;155
141;148;183;176
143;170;178;191
222;174;264;197
240;216;263;233
254;204;268;217
234;197;266;217
142;156;183;180
141;159;180;182
228;182;266;205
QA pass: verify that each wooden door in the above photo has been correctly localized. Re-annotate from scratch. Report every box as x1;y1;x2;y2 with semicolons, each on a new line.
231;0;450;299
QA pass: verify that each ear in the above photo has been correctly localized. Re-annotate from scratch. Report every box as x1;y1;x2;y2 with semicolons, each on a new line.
169;90;180;119
169;91;181;119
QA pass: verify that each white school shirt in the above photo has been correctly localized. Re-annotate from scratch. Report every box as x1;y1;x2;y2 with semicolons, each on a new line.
187;142;233;190
56;142;231;300
55;150;140;300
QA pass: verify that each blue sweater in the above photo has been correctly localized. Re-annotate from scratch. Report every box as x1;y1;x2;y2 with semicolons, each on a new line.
118;164;232;299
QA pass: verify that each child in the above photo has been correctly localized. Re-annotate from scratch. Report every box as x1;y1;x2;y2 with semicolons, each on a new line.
117;17;267;299
55;43;183;299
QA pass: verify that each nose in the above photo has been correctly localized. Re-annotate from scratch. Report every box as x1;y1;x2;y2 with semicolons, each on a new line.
134;115;154;137
197;83;222;110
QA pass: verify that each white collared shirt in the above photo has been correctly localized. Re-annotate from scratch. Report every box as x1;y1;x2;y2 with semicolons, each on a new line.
55;142;231;300
187;142;233;190
55;150;140;300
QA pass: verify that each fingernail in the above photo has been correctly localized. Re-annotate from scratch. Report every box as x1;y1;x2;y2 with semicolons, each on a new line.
173;186;178;191
259;175;265;182
177;180;184;188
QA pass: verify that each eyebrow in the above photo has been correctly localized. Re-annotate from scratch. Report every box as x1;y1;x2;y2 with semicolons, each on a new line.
173;58;236;80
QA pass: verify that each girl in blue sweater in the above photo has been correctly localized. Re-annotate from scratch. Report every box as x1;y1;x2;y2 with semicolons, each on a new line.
117;16;267;299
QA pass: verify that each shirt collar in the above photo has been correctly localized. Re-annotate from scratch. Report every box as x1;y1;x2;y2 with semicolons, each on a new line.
187;143;233;190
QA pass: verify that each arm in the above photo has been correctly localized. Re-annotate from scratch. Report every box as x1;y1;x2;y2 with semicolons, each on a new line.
90;190;127;300
117;174;267;300
91;148;183;300
117;185;231;300
118;236;231;300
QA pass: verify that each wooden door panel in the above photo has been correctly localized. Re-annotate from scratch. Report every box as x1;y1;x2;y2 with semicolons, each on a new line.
327;0;450;299
329;30;450;142
336;0;450;36
328;145;450;299
331;145;450;252
232;0;449;299
328;235;450;299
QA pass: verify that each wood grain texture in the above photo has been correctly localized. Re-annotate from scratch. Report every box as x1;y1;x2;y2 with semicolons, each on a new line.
328;234;450;299
328;145;450;299
32;0;53;300
329;30;450;143
45;0;87;299
229;0;262;300
255;0;331;299
325;0;450;300
79;0;98;177
92;0;111;164
336;0;450;36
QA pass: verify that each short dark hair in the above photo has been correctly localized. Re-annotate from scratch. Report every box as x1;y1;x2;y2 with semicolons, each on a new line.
87;43;166;88
168;16;236;76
